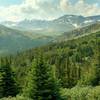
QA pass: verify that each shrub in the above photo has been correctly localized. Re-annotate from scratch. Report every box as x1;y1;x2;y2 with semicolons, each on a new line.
0;95;32;100
60;86;100;100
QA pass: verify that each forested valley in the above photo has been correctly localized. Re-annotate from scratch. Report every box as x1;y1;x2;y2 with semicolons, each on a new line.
0;30;100;100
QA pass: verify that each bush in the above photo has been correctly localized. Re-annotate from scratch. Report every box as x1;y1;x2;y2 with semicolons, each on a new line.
0;95;32;100
60;86;100;100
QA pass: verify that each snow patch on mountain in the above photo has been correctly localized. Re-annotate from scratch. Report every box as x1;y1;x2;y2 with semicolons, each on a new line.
1;15;100;32
72;23;79;28
83;20;93;23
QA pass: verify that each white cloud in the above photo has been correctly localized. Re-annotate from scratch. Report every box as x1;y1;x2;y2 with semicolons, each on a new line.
59;0;100;16
60;0;71;11
74;0;100;16
0;0;100;21
23;0;39;9
0;0;59;21
0;5;22;21
0;0;41;21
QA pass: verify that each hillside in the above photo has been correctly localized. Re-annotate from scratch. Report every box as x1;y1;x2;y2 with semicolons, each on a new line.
0;15;100;55
0;27;100;99
0;21;100;55
0;25;53;55
56;22;100;41
2;30;100;87
0;0;100;99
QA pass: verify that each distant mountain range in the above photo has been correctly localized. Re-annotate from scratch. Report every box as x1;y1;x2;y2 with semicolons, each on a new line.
1;15;100;32
0;15;100;55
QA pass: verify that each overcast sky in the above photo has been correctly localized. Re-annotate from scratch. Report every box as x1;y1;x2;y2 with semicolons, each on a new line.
0;0;100;21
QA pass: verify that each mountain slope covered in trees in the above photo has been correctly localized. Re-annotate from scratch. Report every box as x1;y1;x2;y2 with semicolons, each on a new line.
56;22;100;41
0;29;100;99
0;22;100;55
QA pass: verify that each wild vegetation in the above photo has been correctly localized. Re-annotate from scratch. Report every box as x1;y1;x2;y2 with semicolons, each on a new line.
0;30;100;99
0;22;100;55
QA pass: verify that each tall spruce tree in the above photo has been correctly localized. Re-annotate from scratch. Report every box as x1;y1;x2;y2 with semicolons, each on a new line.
26;54;61;100
0;58;18;98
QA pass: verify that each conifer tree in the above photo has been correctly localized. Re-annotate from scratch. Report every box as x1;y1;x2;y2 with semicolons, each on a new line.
0;58;19;98
27;54;61;100
0;72;3;98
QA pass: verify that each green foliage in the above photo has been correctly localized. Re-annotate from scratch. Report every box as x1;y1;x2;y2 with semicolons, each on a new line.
0;95;32;100
1;31;99;89
0;30;100;99
0;59;19;98
60;86;100;100
23;54;61;100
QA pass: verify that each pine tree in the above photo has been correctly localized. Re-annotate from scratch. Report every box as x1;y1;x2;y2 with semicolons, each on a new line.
26;54;61;100
0;58;19;98
0;72;3;98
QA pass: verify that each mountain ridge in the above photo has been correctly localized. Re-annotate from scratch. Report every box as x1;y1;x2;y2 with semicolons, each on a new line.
1;15;100;32
0;15;100;55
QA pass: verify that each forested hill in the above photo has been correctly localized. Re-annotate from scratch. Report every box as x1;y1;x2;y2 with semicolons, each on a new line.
1;29;100;86
0;30;100;100
56;22;100;41
0;22;100;55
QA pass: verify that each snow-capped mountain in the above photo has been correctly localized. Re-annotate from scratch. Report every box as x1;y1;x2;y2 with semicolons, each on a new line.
1;15;100;32
53;15;100;28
